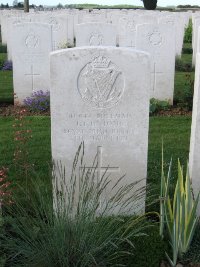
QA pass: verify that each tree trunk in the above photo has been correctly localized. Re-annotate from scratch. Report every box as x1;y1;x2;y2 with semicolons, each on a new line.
24;0;29;13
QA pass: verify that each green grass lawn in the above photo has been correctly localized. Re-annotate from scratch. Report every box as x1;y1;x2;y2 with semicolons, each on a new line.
0;53;7;62
0;115;191;186
181;53;193;65
174;71;194;106
0;44;7;53
0;115;191;266
0;116;51;178
0;71;14;103
0;49;14;103
148;116;191;211
183;42;192;49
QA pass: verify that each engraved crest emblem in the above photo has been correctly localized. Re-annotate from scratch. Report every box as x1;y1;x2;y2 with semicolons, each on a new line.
25;31;39;49
148;30;163;46
120;18;136;32
48;17;60;31
127;19;136;32
89;32;103;46
78;56;125;109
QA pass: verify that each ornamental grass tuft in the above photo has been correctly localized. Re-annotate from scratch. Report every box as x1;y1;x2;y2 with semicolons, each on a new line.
160;152;199;267
1;143;152;267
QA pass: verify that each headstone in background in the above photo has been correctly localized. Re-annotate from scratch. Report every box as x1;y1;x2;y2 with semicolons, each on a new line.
136;23;175;103
118;15;138;48
76;23;117;47
45;14;68;50
192;17;200;66
12;22;53;104
189;52;200;216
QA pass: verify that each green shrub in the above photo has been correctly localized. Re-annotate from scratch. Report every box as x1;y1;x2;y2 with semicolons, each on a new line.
184;20;192;44
174;73;194;111
175;57;193;72
0;45;7;54
182;47;193;54
150;99;170;115
0;58;4;70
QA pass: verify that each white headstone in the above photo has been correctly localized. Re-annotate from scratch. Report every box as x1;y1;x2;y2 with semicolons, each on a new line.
118;15;138;48
189;52;200;215
12;22;53;104
193;18;200;66
50;46;150;215
136;23;175;103
79;11;106;24
76;23;117;47
44;14;68;50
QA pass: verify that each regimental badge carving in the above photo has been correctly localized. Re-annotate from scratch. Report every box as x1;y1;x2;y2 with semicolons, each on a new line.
25;31;39;49
148;30;163;46
120;18;136;32
78;55;125;109
165;19;174;25
89;32;103;46
13;19;21;25
48;17;60;31
127;19;136;32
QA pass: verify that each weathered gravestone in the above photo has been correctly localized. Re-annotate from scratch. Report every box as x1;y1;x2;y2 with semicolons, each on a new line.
50;47;150;215
76;23;117;47
118;15;138;48
44;14;68;50
7;15;32;60
189;52;200;215
192;17;200;66
159;13;185;57
79;10;106;24
12;22;53;104
136;23;175;103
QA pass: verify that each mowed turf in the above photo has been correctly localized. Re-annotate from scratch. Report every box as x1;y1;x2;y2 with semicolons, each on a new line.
0;116;191;188
181;53;193;65
148;116;191;182
0;116;51;178
0;53;7;62
0;71;13;103
0;51;14;103
174;71;195;104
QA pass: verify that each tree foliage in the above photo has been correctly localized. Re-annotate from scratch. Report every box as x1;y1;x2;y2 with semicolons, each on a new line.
143;0;157;10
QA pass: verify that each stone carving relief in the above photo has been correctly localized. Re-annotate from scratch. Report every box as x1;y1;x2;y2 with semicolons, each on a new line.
148;30;163;46
89;32;103;46
25;31;39;49
78;55;125;109
48;17;60;31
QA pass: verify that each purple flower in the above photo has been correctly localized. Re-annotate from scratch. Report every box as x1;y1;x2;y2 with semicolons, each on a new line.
23;90;50;112
2;60;13;71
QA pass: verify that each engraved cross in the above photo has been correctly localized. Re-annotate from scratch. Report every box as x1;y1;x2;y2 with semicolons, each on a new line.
80;146;120;182
151;62;163;92
52;40;57;51
25;65;40;91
